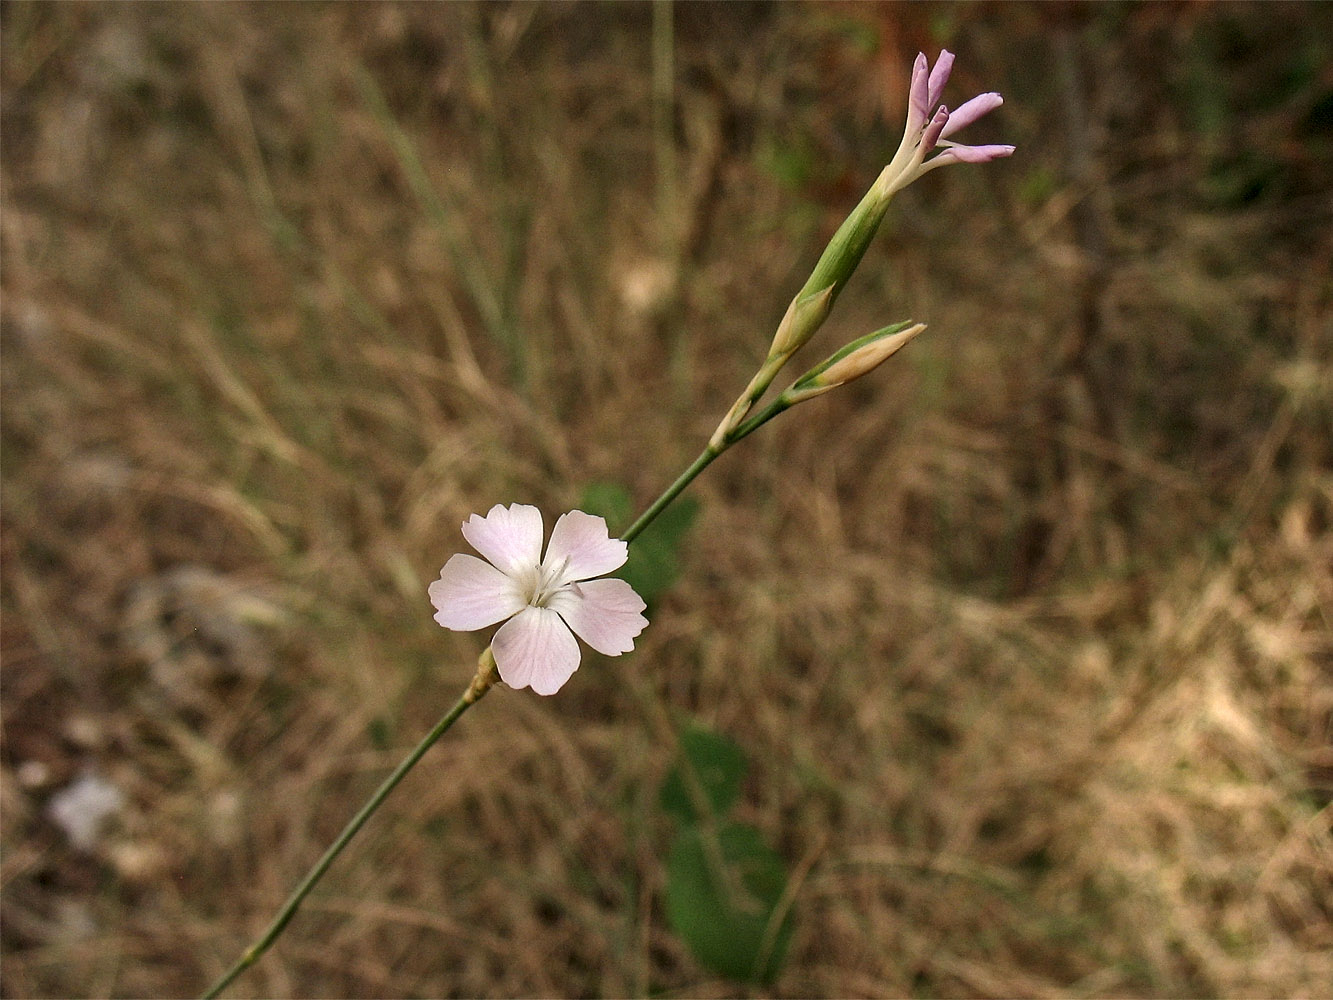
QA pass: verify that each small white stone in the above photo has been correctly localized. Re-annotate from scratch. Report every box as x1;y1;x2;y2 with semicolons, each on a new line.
47;772;124;851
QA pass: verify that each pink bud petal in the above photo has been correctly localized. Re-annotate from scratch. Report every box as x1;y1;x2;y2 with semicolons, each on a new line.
939;92;1003;139
493;607;581;695
461;503;545;578
429;553;527;631
549;578;648;656
933;143;1016;165
926;50;955;109
921;106;950;153
545;510;628;582
906;51;930;134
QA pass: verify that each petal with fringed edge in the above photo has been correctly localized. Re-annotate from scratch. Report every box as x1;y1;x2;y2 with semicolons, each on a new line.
492;606;581;695
545;510;628;583
461;503;544;578
429;554;526;631
549;578;648;656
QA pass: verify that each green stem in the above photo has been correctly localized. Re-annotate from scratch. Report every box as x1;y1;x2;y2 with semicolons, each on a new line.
621;445;720;544
622;390;800;545
728;394;792;444
202;672;492;999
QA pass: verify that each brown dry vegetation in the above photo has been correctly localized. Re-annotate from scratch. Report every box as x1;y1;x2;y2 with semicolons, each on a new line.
2;2;1331;998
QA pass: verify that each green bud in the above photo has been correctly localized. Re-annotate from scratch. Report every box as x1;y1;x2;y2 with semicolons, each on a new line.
792;180;895;317
768;283;836;359
784;321;926;403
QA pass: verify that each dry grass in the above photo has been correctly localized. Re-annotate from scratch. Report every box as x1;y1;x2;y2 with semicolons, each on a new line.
3;2;1331;997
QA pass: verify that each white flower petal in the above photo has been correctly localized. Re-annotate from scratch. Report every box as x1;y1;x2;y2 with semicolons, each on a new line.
429;554;526;631
549;578;647;656
461;503;545;577
545;510;628;582
492;607;581;695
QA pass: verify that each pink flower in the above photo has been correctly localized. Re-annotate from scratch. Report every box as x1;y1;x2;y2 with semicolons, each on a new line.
881;49;1014;198
429;504;648;695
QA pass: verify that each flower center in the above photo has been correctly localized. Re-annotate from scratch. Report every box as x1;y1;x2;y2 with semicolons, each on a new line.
524;555;572;608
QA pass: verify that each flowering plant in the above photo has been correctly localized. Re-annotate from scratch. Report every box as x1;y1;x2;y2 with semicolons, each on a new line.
204;49;1010;997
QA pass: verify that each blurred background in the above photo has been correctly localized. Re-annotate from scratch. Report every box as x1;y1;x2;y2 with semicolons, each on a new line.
2;2;1330;996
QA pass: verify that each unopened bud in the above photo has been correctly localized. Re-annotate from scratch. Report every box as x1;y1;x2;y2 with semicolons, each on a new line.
769;283;835;359
784;321;926;403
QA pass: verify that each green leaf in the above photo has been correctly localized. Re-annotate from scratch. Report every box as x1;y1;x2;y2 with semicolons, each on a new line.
578;481;633;528
579;480;698;605
664;822;794;984
660;725;747;825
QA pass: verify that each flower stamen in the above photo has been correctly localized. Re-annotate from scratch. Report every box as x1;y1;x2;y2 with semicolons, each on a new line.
527;554;571;607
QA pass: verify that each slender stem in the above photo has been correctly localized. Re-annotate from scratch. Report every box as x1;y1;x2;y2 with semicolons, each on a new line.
202;673;492;999
729;394;792;444
621;445;720;544
622;390;803;545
